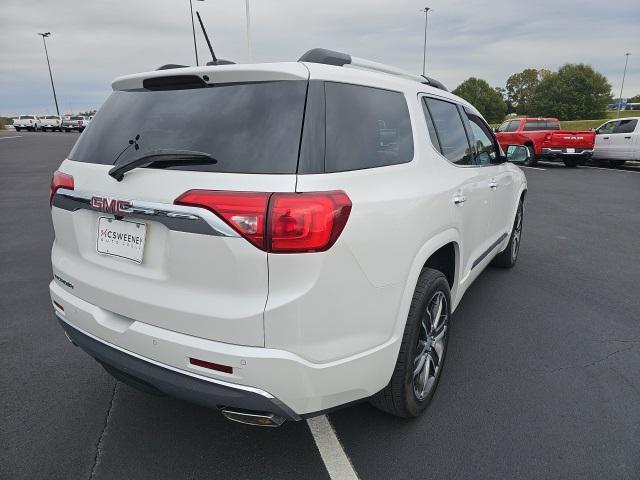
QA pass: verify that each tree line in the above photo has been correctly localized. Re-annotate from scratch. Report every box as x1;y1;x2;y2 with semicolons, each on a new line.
451;64;630;123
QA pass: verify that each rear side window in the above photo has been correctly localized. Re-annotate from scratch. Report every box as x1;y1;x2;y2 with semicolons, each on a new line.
523;120;548;131
466;114;498;166
324;82;413;172
69;80;308;174
505;120;520;132
546;120;560;130
21;115;34;119
425;98;472;165
614;119;638;134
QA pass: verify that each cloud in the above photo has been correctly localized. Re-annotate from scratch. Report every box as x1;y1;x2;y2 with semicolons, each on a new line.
1;0;638;115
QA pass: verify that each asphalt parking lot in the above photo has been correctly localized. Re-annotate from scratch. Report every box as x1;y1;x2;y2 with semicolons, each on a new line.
2;131;640;480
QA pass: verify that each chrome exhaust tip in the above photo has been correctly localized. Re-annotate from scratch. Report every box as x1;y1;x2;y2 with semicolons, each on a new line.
221;408;285;427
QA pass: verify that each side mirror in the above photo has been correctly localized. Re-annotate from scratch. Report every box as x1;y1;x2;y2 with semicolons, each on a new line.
505;144;530;163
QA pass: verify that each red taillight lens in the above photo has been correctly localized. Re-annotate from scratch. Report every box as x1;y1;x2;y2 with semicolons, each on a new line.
175;190;271;250
189;358;233;374
174;190;351;253
269;191;351;252
50;170;74;205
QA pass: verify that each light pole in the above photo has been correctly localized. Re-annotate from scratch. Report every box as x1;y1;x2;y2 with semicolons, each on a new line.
420;7;431;76
617;53;631;118
245;0;252;62
37;32;60;117
189;0;205;66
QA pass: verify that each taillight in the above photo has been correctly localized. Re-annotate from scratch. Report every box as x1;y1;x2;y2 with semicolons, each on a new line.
174;190;352;253
175;191;270;249
269;192;351;252
50;170;74;205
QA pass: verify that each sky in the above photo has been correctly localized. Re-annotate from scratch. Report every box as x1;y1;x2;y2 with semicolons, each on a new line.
1;0;639;116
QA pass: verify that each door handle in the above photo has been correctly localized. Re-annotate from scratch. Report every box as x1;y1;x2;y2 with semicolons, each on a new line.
625;136;632;139
489;181;498;190
452;195;467;205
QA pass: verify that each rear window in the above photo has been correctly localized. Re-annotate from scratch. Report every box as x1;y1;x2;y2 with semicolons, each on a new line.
70;116;84;120
44;116;58;119
324;82;413;172
69;80;308;174
20;115;34;119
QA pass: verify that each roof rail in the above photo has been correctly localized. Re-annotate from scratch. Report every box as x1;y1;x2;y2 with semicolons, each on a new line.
298;48;448;91
156;64;188;71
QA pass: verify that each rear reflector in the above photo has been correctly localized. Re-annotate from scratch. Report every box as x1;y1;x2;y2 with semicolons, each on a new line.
50;170;74;205
174;190;352;253
53;301;64;312
189;357;233;374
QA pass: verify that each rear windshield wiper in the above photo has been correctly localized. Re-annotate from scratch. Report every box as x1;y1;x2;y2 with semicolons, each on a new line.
109;150;218;181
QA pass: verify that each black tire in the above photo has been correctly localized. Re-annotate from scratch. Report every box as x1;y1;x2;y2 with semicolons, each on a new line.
370;268;451;418
523;145;537;167
64;128;70;133
563;158;579;168
492;199;523;268
15;128;21;132
609;160;626;167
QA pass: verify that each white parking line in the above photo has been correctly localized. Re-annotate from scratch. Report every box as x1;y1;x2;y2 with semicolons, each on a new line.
520;166;546;171
307;415;359;480
0;135;23;140
582;165;640;174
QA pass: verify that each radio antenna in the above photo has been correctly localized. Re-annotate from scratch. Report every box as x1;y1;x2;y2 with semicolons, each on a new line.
195;11;216;63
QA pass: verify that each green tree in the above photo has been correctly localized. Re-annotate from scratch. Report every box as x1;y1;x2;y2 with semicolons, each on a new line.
452;77;507;123
628;94;640;103
505;68;542;114
528;64;612;120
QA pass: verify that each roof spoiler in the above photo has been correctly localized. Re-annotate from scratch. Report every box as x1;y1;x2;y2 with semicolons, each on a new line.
298;48;447;91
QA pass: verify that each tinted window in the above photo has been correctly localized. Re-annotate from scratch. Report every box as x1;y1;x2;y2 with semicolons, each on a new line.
425;98;472;165
523;120;548;131
69;81;307;174
614;119;638;134
20;116;34;119
546;120;560;130
70;116;84;120
598;121;618;134
496;121;510;132
45;116;58;119
324;82;413;172
421;99;441;152
467;114;498;166
505;120;520;132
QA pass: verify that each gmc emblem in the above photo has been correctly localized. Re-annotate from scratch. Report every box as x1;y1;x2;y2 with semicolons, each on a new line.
91;196;132;215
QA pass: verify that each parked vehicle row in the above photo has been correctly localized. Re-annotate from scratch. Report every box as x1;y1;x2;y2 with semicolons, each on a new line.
495;117;596;168
12;115;92;132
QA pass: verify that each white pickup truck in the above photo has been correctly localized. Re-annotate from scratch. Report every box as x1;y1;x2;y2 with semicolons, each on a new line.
62;115;91;132
41;115;63;132
13;115;42;132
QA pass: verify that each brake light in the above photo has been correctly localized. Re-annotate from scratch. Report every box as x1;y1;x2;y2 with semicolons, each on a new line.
269;192;351;252
175;191;270;249
174;190;351;253
50;170;74;205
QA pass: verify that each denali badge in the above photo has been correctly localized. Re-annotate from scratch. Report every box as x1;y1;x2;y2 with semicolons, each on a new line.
91;196;132;215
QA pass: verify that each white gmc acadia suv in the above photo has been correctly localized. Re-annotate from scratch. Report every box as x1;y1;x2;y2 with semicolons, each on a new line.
50;48;528;426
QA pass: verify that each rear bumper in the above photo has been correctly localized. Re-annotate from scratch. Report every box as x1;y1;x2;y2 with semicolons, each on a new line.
57;314;301;421
541;148;593;157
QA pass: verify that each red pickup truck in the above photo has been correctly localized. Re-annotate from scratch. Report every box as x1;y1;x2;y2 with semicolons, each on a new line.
495;117;595;167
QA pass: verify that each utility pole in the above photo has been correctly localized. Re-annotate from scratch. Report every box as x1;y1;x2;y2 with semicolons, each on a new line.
420;7;431;76
245;0;252;62
617;53;631;118
189;0;205;65
37;32;60;117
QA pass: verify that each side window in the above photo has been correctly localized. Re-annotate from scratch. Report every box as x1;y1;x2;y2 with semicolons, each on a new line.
598;121;618;134
425;97;472;165
546;120;561;130
324;82;414;172
421;98;441;152
505;120;520;132
614;119;638;134
466;114;498;166
523;120;547;131
496;121;510;132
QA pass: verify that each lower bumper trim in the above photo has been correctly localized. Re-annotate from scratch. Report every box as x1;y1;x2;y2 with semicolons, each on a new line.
57;315;300;421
